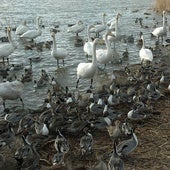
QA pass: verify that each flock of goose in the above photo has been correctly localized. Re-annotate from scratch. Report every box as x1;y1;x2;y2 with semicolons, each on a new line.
0;10;170;170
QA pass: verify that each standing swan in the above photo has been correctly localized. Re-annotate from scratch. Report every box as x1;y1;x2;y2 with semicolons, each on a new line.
0;80;24;109
20;16;42;40
76;38;100;89
96;30;113;69
83;25;94;58
152;11;166;43
51;32;68;68
139;35;153;64
0;27;16;63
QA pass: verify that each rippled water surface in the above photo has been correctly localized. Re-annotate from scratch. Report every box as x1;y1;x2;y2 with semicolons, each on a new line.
0;0;169;111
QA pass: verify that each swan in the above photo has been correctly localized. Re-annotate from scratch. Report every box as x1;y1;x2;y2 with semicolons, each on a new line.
107;13;122;49
0;80;24;109
20;16;42;40
51;32;68;68
139;35;153;64
0;27;16;63
96;30;114;68
67;20;85;37
83;25;94;58
15;20;29;36
151;11;166;43
90;13;107;37
76;38;100;88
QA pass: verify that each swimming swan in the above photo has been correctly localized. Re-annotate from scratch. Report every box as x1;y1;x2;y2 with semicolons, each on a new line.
0;80;24;109
20;16;42;40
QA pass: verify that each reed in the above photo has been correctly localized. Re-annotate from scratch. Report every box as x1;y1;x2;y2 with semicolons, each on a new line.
154;0;170;12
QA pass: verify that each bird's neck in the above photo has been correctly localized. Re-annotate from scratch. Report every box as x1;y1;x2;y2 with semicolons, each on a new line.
141;37;145;49
52;36;57;50
92;42;97;64
163;13;166;29
7;30;15;48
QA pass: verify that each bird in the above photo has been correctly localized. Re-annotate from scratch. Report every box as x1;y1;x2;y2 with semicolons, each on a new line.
108;141;124;170
34;121;49;136
51;31;68;68
116;129;138;157
83;25;94;59
151;11;167;43
76;38;100;89
0;80;24;109
20;16;42;40
15;20;29;36
107;13;122;49
90;13;107;38
139;35;153;64
96;30;114;69
0;27;16;64
67;20;85;37
80;128;93;156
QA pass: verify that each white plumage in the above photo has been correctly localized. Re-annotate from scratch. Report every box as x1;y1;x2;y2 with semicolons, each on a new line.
83;25;94;57
51;32;68;67
20;16;42;40
15;20;29;35
139;35;153;63
152;11;166;42
90;13;107;37
0;80;24;108
96;30;113;66
0;27;16;62
76;38;100;88
67;20;85;37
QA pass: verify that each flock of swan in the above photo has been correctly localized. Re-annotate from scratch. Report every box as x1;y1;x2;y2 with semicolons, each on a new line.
0;10;169;169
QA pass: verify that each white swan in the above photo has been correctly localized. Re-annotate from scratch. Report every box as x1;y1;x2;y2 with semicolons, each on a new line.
76;38;100;88
0;27;16;63
152;11;166;42
15;20;29;36
90;13;107;37
20;16;42;40
67;20;85;37
107;13;122;48
51;32;68;68
96;30;113;68
0;80;24;109
83;25;94;58
139;35;153;63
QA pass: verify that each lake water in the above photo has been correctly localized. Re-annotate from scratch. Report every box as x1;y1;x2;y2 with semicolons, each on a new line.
0;0;168;111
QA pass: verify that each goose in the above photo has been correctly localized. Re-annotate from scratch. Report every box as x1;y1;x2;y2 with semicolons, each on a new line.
51;31;68;68
0;80;24;109
76;38;100;89
96;30;114;69
90;13;107;38
15;20;29;36
151;11;167;43
34;121;49;136
52;152;65;165
67;20;85;37
108;141;124;170
139;35;153;64
80;128;93;156
20;16;42;40
83;25;94;58
0;27;16;63
116;130;138;157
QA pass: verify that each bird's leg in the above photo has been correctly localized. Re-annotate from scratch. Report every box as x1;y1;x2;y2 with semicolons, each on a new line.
20;97;24;107
57;59;59;68
90;79;93;89
62;60;65;66
3;100;6;110
76;78;79;89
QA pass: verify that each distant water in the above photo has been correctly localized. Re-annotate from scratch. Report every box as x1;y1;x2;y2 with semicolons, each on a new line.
0;0;168;111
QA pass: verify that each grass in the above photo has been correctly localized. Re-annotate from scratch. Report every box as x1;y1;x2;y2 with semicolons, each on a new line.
154;0;170;12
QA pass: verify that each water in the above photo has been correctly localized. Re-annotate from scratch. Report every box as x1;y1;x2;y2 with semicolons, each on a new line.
0;0;168;111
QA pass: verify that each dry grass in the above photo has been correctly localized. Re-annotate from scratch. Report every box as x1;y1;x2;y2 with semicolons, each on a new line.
154;0;170;12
